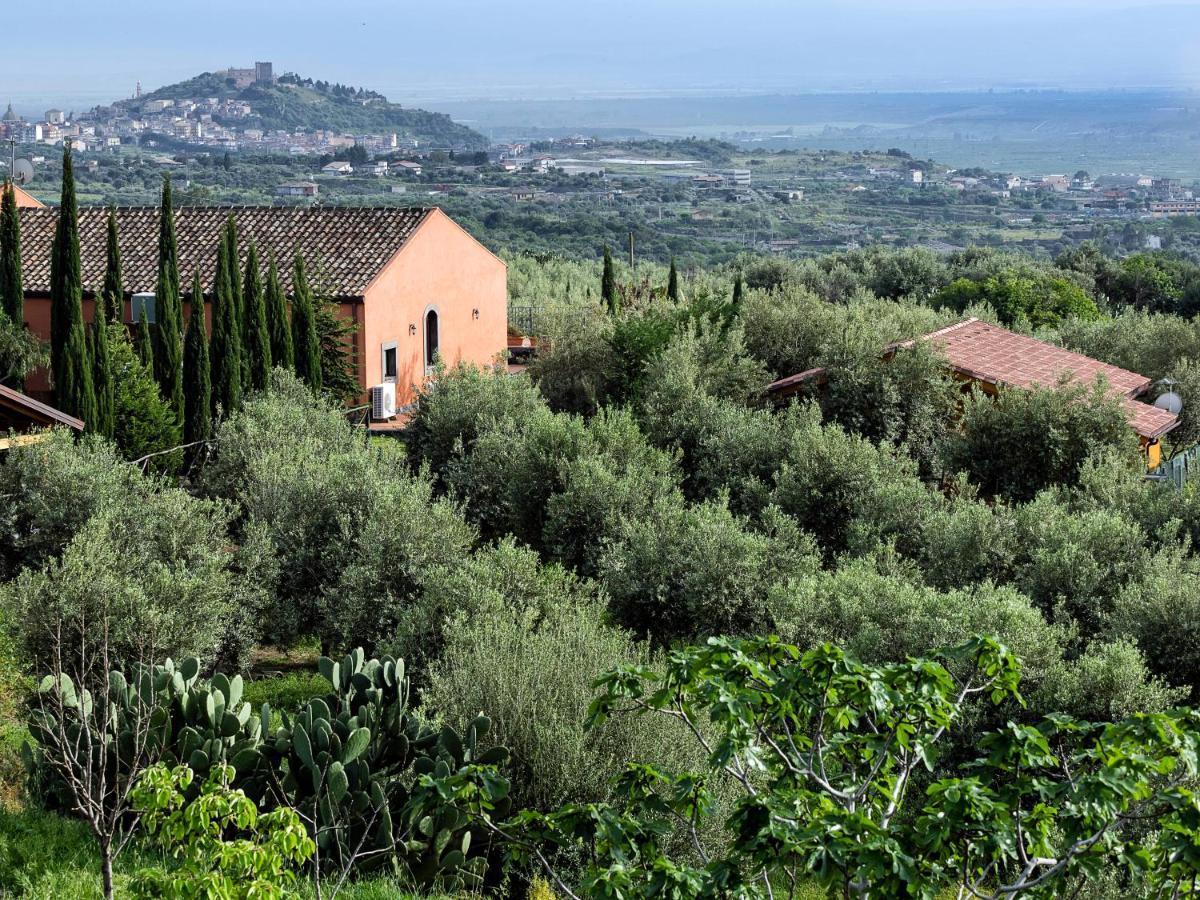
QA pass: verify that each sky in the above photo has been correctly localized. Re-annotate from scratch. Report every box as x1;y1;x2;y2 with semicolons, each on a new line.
4;1;1200;112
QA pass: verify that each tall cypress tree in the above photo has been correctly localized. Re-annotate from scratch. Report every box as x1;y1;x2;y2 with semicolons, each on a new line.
90;319;114;438
49;146;94;420
601;245;617;313
264;253;293;370
209;233;242;416
136;316;154;369
1;181;22;328
732;273;743;309
223;217;249;390
101;207;124;323
152;177;184;417
183;270;211;453
290;253;321;391
242;242;271;391
667;257;680;301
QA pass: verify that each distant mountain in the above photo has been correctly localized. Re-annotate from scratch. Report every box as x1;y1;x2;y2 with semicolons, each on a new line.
118;71;487;149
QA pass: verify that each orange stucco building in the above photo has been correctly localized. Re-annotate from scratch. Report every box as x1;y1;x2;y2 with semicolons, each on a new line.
16;205;507;413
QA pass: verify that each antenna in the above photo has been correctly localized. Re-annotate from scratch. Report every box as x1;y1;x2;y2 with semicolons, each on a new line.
12;158;34;185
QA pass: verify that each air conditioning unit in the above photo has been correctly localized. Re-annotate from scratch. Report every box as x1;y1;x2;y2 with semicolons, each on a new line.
371;383;397;420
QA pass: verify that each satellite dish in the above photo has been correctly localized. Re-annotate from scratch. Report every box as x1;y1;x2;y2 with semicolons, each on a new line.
1155;391;1184;416
12;159;34;185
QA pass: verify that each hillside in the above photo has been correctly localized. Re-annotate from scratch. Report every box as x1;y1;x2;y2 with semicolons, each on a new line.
121;71;487;148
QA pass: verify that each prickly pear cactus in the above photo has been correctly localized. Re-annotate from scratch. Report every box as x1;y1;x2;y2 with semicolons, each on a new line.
250;648;510;890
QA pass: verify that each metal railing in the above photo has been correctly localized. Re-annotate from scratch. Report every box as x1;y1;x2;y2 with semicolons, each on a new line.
1150;443;1200;490
508;305;541;338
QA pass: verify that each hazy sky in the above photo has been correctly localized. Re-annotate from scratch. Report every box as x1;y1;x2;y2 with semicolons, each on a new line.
5;1;1200;111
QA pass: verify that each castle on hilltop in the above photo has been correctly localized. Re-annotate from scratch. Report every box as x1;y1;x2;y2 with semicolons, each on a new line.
214;62;275;89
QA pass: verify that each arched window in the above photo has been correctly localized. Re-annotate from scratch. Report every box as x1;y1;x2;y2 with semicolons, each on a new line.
424;308;439;372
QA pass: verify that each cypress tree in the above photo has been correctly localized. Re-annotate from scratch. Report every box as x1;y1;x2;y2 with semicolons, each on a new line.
101;207;124;323
242;242;271;391
182;270;211;453
601;245;617;313
209;233;242;416
136;316;154;369
223;217;249;390
152;177;184;417
667;257;680;301
732;273;744;308
264;253;293;370
290;253;321;391
49;146;94;420
1;181;22;328
90;319;114;438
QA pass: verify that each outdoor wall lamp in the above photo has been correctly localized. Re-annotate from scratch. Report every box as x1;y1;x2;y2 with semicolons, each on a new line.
409;323;417;335
472;308;480;319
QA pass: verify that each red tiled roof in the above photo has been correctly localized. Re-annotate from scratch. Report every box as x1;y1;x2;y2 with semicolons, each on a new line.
0;384;84;432
767;317;1179;440
18;206;435;300
893;318;1151;396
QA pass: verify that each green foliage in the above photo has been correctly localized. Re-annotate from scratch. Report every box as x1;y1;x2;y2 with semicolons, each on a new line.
0;428;150;579
209;221;242;418
89;319;115;439
405;362;548;487
49;146;94;421
264;253;293;371
601;245;616;313
313;292;359;404
151;177;184;417
130;764;314;900
0;307;46;388
242;242;272;393
183;271;212;456
290;254;321;392
771;414;935;560
945;382;1134;502
246;649;508;889
109;327;181;468
933;271;1098;329
203;371;474;651
424;596;714;819
459;637;1200;899
0;181;23;331
601;497;817;643
101;207;123;323
2;485;257;672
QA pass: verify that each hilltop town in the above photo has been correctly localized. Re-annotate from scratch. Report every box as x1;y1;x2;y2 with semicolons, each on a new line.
0;62;484;158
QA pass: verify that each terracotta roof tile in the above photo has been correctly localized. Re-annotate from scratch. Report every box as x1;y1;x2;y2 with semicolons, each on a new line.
902;318;1151;397
768;317;1179;440
18;205;435;300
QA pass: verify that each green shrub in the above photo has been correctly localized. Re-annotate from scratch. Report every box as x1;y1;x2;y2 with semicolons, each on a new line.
404;362;546;486
2;485;260;672
944;382;1135;503
600;497;818;643
0;429;153;581
423;598;717;823
771;416;935;560
389;538;597;682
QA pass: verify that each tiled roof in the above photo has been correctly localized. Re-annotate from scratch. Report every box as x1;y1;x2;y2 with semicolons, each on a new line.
894;318;1151;396
0;384;84;432
767;317;1179;440
18;206;435;300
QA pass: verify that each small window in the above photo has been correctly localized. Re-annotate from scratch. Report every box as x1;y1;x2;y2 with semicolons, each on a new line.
382;343;398;382
131;293;156;325
424;309;439;372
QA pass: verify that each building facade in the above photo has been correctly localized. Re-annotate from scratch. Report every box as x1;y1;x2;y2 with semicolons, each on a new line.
15;206;507;414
